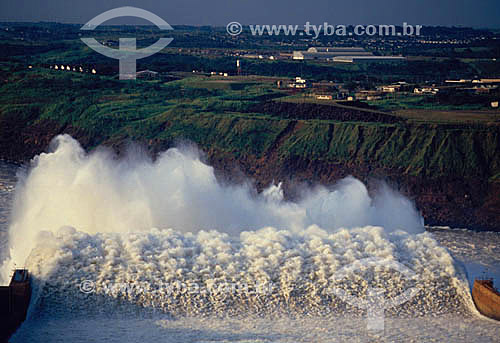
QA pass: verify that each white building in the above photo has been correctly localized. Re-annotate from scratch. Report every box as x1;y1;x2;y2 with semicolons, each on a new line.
379;85;401;93
414;87;439;95
445;79;471;84
288;76;308;88
331;56;406;63
316;95;333;100
136;70;158;79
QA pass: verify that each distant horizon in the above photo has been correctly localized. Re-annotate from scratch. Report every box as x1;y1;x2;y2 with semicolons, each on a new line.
1;0;500;29
0;21;498;31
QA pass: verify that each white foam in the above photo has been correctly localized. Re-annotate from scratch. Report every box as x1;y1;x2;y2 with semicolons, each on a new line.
12;223;468;320
2;135;424;281
1;135;493;341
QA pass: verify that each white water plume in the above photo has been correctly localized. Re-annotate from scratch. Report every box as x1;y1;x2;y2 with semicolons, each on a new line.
0;134;426;281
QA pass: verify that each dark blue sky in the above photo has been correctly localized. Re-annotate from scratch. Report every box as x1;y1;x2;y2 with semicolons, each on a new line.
1;0;499;28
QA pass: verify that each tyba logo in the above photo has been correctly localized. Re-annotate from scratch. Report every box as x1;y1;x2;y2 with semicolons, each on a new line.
81;7;173;79
329;257;421;333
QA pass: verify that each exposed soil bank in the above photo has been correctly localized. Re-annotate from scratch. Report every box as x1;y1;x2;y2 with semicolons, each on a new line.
0;116;498;232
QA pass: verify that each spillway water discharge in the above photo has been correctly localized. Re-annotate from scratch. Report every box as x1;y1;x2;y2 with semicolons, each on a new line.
0;135;498;342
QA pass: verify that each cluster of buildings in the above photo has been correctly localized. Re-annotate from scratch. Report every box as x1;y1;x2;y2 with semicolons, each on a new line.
287;76;309;88
353;83;439;100
292;47;405;63
240;54;277;60
413;87;440;95
49;64;96;74
279;75;499;109
444;79;500;98
34;64;163;80
207;59;244;78
210;71;230;77
445;79;500;85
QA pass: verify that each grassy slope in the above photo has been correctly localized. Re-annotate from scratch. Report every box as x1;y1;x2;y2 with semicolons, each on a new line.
280;122;499;178
0;69;499;182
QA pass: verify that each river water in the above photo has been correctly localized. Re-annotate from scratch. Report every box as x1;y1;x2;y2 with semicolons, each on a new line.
0;138;498;342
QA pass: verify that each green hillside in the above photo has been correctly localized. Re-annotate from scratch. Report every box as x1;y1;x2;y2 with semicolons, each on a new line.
1;69;498;181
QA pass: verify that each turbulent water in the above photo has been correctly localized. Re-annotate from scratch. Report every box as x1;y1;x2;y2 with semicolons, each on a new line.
0;135;498;342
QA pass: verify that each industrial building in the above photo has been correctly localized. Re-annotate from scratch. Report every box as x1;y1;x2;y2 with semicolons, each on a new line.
292;47;405;63
331;56;406;63
292;47;373;60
